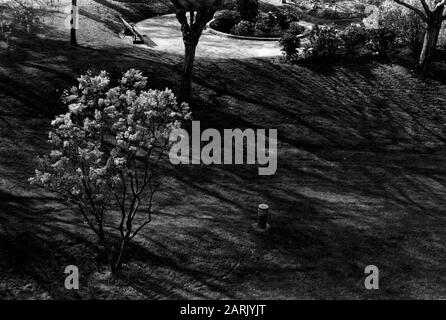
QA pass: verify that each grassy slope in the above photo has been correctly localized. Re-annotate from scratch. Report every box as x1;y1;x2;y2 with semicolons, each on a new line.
1;0;446;299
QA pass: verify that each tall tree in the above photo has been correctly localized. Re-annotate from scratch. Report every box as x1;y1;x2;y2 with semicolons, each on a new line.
171;0;223;103
394;0;446;74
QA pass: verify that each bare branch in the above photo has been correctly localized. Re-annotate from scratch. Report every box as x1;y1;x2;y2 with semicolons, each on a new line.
114;192;126;238
129;218;152;240
77;204;101;238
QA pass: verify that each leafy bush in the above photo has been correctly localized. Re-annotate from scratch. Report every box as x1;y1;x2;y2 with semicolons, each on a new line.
276;7;301;30
210;9;241;33
279;22;306;58
300;25;341;61
319;8;340;20
280;31;301;61
254;12;281;37
2;0;66;37
340;24;368;52
378;1;424;54
366;27;396;57
5;0;54;35
289;22;306;36
231;20;255;36
29;69;191;273
236;0;259;22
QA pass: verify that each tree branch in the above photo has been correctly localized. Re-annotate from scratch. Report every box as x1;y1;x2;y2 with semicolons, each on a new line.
129;217;151;240
420;0;432;16
394;0;429;22
434;0;446;11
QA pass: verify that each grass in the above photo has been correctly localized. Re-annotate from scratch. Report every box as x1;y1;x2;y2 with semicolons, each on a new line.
0;0;446;299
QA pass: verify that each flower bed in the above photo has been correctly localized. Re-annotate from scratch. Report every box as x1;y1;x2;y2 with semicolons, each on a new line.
209;4;307;39
291;0;368;20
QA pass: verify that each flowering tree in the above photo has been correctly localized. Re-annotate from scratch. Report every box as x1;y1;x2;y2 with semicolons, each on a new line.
30;69;191;273
171;0;224;103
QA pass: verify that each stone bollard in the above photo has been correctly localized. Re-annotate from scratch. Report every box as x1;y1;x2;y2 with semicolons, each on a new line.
252;204;271;232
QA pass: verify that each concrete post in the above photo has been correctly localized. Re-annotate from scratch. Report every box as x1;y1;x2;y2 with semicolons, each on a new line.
253;204;271;232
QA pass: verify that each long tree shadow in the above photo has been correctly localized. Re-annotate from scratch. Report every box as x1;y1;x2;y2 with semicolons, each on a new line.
2;11;446;298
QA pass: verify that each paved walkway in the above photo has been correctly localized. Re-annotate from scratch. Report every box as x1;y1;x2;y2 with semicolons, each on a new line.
135;14;283;59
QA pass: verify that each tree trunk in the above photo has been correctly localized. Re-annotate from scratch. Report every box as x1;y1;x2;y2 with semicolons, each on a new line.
179;41;197;104
174;7;220;103
112;238;128;274
417;3;445;76
70;0;78;46
418;24;440;74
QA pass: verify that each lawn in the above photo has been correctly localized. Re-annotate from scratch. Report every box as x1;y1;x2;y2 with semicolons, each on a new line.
0;0;446;299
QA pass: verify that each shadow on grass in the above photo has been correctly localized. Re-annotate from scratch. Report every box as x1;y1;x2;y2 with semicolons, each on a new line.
1;16;446;298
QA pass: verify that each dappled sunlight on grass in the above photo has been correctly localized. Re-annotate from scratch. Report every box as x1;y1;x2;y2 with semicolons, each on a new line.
1;0;446;299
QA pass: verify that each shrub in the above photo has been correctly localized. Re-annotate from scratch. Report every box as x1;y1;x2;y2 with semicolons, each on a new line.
276;7;301;30
231;20;255;36
29;69;191;273
300;25;341;61
377;1;424;54
280;31;301;61
254;12;273;31
366;27;396;57
289;22;306;36
5;0;54;35
340;24;368;52
210;9;241;33
236;0;259;22
319;8;340;20
402;12;426;54
254;12;281;37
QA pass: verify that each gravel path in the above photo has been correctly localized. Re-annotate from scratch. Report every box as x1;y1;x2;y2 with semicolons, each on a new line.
135;14;283;59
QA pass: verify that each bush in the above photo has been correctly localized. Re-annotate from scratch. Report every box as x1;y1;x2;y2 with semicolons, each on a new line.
289;22;306;36
276;7;301;30
340;24;368;52
236;0;259;22
319;8;340;20
402;12;426;53
231;20;255;36
280;31;301;61
377;1;424;54
300;25;341;61
366;27;396;57
210;9;241;33
254;12;281;37
6;0;48;35
29;69;191;273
